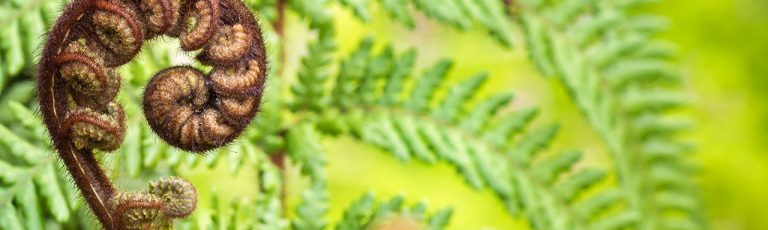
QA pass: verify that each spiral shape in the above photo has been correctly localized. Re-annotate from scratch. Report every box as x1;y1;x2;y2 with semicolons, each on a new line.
48;0;266;154
110;179;197;229
218;97;260;125
56;40;121;107
144;67;236;151
111;192;171;230
210;60;262;96
91;1;145;65
149;177;197;217
62;102;126;151
38;0;267;227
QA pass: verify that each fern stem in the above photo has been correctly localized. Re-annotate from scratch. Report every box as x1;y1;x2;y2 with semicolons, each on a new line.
273;0;286;38
268;151;289;217
58;147;117;227
527;10;645;223
269;0;289;217
273;0;287;79
36;0;269;228
297;103;588;229
516;2;671;228
36;1;119;227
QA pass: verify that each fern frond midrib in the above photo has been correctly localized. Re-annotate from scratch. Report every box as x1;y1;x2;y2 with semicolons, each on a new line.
517;2;685;229
520;6;639;191
385;106;589;228
296;102;590;229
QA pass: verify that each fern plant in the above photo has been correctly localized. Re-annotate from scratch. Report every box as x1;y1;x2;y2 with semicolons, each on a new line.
0;0;703;229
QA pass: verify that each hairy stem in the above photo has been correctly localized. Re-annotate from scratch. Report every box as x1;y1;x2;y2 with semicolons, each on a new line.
37;0;268;228
37;1;117;227
269;0;289;216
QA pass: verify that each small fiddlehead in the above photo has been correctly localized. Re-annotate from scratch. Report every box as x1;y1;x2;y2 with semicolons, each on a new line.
36;0;268;229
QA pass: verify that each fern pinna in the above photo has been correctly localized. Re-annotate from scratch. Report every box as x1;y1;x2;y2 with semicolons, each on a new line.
0;0;703;229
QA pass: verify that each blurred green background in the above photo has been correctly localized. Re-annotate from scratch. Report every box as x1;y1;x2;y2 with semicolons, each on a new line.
650;1;768;229
1;0;765;229
294;1;768;229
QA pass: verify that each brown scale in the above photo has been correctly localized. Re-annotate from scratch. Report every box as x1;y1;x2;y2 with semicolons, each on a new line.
35;0;268;229
218;96;260;125
139;0;182;34
205;24;253;64
143;67;241;151
91;0;145;62
110;192;169;229
210;60;262;96
57;40;121;107
148;177;197;218
180;0;220;51
62;102;126;151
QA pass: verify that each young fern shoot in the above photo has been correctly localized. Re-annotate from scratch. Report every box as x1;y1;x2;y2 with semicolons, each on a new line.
36;0;268;228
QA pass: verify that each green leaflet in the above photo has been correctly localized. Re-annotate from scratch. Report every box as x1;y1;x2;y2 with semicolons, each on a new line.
0;124;74;227
379;0;414;27
337;0;516;47
339;0;370;21
515;0;704;228
0;0;62;80
336;193;453;230
335;192;376;230
405;60;453;113
289;0;333;28
291;28;335;112
288;123;330;230
334;38;374;109
432;73;489;123
0;203;24;230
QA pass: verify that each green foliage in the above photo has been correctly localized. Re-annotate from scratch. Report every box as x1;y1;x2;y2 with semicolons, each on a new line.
0;0;65;93
291;38;643;229
291;27;336;112
335;193;453;230
288;123;330;230
0;105;83;229
511;0;704;228
0;0;703;229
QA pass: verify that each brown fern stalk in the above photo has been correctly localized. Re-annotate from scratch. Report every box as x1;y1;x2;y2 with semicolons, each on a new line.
36;0;268;229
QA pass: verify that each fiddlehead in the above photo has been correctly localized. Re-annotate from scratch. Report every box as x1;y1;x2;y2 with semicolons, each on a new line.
36;0;267;229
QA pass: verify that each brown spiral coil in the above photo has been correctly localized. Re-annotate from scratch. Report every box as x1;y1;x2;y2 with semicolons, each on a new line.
36;0;267;228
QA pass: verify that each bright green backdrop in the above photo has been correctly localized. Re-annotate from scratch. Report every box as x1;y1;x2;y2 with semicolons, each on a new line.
288;1;768;229
649;1;768;229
